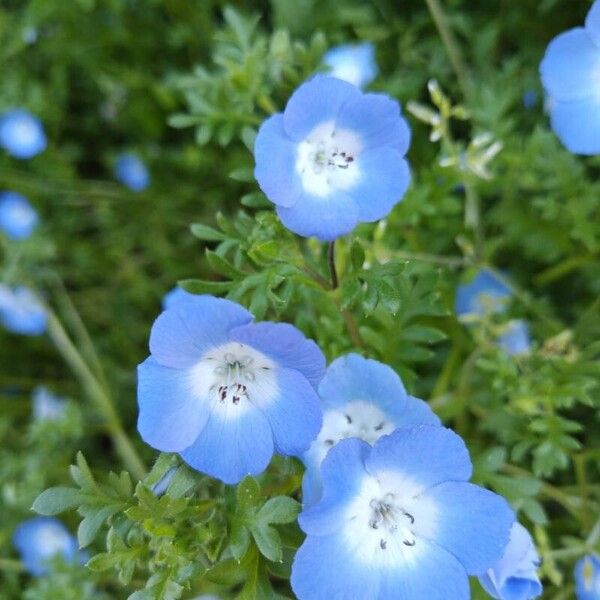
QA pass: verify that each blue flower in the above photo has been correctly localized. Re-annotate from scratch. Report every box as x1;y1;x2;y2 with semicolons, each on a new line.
291;426;514;600
540;0;600;154
114;153;150;192
12;517;78;576
323;42;378;88
0;191;39;240
479;522;542;599
0;109;47;159
151;467;177;496
455;269;511;318
0;285;47;336
137;294;325;484
498;320;531;357
301;353;439;506
576;555;600;600
162;286;196;310
254;75;411;240
32;386;67;422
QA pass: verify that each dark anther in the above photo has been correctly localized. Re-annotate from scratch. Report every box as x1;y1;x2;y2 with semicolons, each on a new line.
233;396;240;405
380;539;387;550
345;414;353;424
347;156;354;162
403;511;415;525
403;539;416;547
374;422;385;431
325;439;335;446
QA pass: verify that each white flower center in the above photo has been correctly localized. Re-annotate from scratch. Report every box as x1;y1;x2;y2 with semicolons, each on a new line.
343;474;438;567
189;342;278;417
9;119;39;147
311;401;395;467
36;524;70;558
295;120;362;198
6;202;33;227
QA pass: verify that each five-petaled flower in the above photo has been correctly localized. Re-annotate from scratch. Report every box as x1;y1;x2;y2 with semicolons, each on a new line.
13;517;79;576
301;353;439;506
479;522;543;600
254;75;411;240
137;294;325;484
0;109;47;159
291;426;514;600
0;191;39;240
575;555;600;600
323;42;378;88
540;0;600;154
0;284;47;336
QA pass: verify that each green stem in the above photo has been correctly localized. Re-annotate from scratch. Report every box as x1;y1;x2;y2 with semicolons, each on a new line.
534;253;597;286
423;0;472;100
464;182;484;261
0;558;24;572
46;310;146;480
327;241;339;289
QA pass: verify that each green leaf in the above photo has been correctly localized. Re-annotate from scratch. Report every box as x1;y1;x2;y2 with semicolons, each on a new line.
230;520;251;561
78;505;121;547
32;486;83;515
250;522;282;562
229;166;255;182
205;249;244;279
190;223;227;241
179;278;233;294
87;552;122;572
167;113;203;128
237;476;262;512
256;496;300;525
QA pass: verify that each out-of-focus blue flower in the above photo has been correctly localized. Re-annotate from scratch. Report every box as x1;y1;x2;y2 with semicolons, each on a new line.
137;295;325;484
0;109;47;159
456;269;511;318
498;320;531;357
540;0;600;154
114;153;150;192
323;43;378;88
13;517;78;576
254;75;411;240
291;425;514;600
162;286;196;310
479;522;542;599
522;90;538;110
576;555;600;600
32;386;67;422
0;284;47;336
0;191;39;240
301;353;439;506
151;467;177;496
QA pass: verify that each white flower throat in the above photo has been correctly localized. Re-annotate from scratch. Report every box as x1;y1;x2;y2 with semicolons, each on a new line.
190;342;278;415
295;120;362;197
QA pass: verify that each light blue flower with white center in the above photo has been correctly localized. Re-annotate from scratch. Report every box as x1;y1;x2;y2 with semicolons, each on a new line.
456;268;511;318
0;284;47;336
162;286;196;310
540;0;600;154
498;320;531;357
323;42;378;88
0;109;47;159
114;153;150;192
0;191;39;240
32;386;67;422
291;426;514;600
479;522;542;600
12;517;78;576
576;555;600;600
254;75;411;240
137;294;325;484
301;353;440;506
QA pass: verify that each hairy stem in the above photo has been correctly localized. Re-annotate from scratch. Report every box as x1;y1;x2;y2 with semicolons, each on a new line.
327;241;339;290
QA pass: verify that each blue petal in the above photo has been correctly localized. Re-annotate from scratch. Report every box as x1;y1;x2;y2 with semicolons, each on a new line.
299;438;370;535
366;426;472;489
0;109;47;159
114;153;150;192
229;321;325;388
283;75;361;142
455;268;511;318
254;114;303;208
162;287;197;310
0;285;47;336
318;353;438;426
291;532;380;600
256;367;322;455
180;402;274;484
276;189;359;240
336;92;411;155
378;539;470;600
586;0;600;48
352;150;410;221
420;481;514;575
498;320;531;356
575;555;600;600
137;357;211;452
549;96;600;155
300;457;323;507
540;29;600;102
323;42;378;88
0;191;38;240
149;295;253;369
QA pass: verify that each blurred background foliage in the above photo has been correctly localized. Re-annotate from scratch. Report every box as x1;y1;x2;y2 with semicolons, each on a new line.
1;0;599;598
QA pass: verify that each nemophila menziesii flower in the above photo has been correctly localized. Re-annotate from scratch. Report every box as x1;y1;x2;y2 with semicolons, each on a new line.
114;153;150;192
0;191;39;240
576;555;600;600
498;320;531;357
32;386;67;422
0;109;47;159
323;42;378;88
254;75;411;240
12;517;78;576
162;286;196;310
540;0;600;154
291;426;514;600
137;294;325;484
479;522;542;600
301;353;439;506
0;284;47;336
